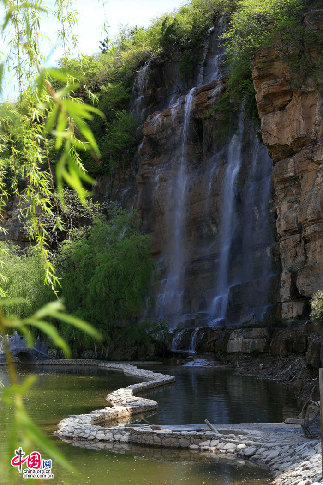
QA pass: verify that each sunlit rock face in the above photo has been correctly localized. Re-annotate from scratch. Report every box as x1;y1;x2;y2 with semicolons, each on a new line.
131;20;275;331
252;11;323;321
97;11;323;334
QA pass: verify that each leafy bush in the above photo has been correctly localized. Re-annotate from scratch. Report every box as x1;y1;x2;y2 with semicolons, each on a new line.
224;0;304;62
100;110;138;173
222;0;322;112
0;243;52;318
311;291;323;324
57;209;154;327
108;320;171;361
33;188;110;248
179;51;196;82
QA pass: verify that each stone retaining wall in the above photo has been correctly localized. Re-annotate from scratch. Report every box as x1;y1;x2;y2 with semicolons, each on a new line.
52;360;322;485
193;423;322;485
11;359;321;485
27;359;175;425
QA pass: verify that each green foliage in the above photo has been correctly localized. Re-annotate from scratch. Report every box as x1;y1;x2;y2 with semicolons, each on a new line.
109;320;171;361
224;0;304;61
0;2;106;480
99;82;133;116
179;51;195;83
221;0;322;113
311;291;323;324
34;188;109;248
57;210;154;326
0;298;101;479
99;0;235;79
99;110;138;173
0;243;53;318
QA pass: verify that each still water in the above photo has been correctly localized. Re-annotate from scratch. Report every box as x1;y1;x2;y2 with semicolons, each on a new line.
0;364;298;485
141;365;298;425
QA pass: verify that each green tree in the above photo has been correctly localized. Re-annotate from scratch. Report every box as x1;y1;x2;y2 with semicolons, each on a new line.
58;211;154;327
0;1;106;481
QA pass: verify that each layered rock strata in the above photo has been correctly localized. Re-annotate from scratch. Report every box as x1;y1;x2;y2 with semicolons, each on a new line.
252;12;323;321
172;324;322;367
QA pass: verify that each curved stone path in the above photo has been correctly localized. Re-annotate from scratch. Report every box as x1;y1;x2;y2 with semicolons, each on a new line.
27;360;322;485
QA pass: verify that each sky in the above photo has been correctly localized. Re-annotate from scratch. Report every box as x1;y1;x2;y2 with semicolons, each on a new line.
76;0;186;55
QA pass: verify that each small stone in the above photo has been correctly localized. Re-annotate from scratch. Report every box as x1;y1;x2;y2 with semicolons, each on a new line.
190;444;199;450
237;444;246;450
210;440;219;447
264;450;280;462
244;446;257;458
223;443;237;453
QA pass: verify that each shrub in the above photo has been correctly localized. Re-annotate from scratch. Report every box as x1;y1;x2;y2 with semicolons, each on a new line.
179;51;196;82
109;320;171;361
33;188;110;248
0;242;52;318
57;209;154;327
311;291;323;323
100;110;138;173
222;0;322;111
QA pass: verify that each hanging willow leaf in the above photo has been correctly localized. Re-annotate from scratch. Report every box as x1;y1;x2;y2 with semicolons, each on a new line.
15;404;74;472
23;318;71;357
2;376;37;405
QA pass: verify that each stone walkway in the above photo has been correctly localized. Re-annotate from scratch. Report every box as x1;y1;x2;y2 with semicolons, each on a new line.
21;359;323;485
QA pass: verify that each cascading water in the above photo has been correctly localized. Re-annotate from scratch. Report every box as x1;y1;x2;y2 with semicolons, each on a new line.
202;16;227;85
132;61;150;119
208;111;274;326
171;328;187;352
158;88;196;327
210;111;244;324
238;133;274;321
132;16;275;353
189;328;200;353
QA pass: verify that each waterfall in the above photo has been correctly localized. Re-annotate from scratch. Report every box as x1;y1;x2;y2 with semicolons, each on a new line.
210;110;244;324
203;16;227;85
189;327;200;353
159;88;196;327
171;328;186;352
197;38;210;86
209;112;273;326
132;61;150;119
132;16;275;350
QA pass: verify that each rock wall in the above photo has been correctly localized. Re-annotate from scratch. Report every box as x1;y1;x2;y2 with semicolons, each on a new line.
2;12;322;331
175;323;323;372
252;10;323;321
129;24;275;329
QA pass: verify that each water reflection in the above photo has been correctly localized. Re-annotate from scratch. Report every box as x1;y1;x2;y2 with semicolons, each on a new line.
142;366;299;425
0;365;284;485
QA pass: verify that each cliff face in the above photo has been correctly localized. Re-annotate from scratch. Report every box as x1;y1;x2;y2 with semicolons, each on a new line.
252;10;323;321
127;24;275;331
3;12;322;334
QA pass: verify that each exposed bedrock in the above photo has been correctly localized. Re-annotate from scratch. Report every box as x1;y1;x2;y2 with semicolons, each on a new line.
173;323;323;369
131;35;275;327
252;13;323;321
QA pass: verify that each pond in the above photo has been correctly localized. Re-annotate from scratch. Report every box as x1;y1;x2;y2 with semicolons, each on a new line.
140;365;299;425
0;363;299;485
